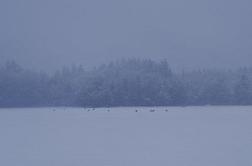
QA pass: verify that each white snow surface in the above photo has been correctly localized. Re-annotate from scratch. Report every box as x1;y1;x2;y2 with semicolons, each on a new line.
0;106;252;166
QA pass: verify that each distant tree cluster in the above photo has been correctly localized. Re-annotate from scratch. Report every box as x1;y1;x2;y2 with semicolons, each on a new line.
0;59;251;107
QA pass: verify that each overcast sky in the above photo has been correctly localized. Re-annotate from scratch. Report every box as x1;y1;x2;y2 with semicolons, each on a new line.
1;0;252;71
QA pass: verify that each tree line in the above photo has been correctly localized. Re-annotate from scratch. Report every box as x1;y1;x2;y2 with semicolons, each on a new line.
0;59;251;107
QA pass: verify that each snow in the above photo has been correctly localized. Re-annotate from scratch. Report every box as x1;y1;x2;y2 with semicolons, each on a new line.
0;106;252;166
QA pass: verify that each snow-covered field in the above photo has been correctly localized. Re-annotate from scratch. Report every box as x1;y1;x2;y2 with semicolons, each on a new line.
0;106;252;166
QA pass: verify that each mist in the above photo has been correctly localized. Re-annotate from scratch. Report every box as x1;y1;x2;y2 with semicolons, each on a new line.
1;0;252;71
1;2;252;165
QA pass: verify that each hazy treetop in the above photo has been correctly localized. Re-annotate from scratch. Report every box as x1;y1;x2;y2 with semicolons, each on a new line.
1;0;252;71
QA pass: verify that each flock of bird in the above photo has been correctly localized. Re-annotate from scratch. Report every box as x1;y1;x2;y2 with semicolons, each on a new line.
52;108;169;112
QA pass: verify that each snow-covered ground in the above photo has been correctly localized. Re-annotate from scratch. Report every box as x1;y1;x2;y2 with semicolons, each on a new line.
0;106;252;166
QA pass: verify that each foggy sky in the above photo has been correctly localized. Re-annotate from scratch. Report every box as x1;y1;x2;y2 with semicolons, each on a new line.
1;0;252;71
